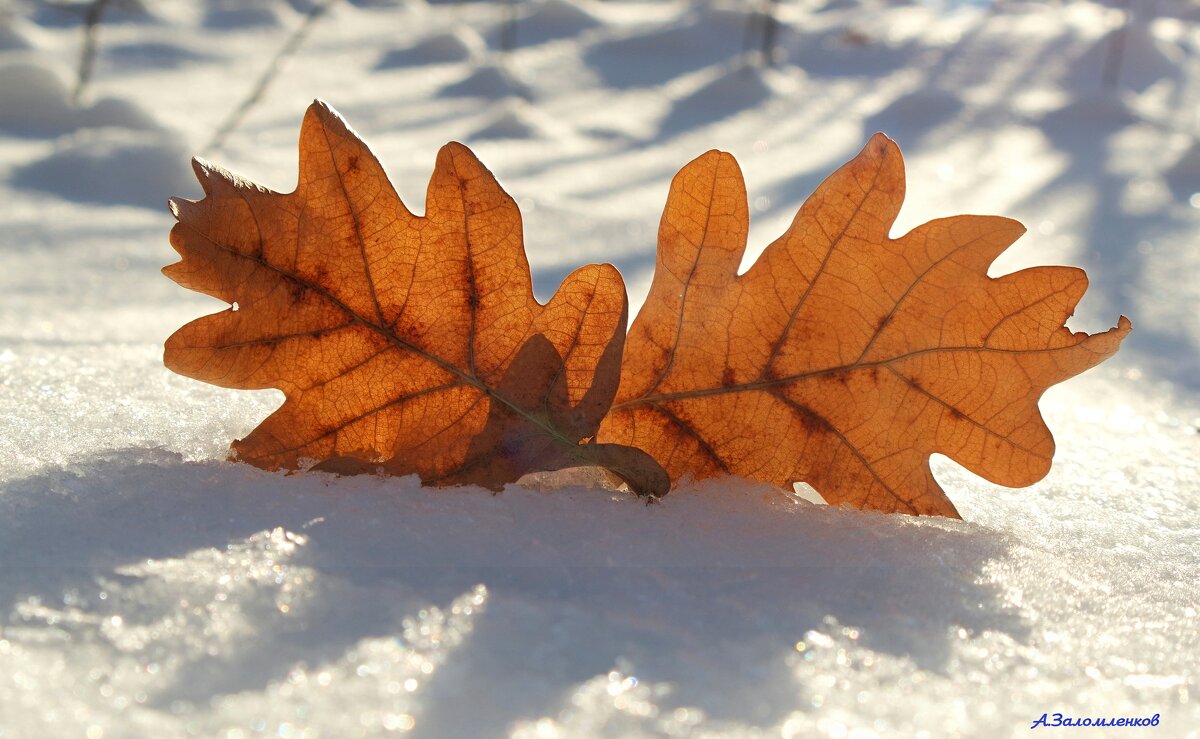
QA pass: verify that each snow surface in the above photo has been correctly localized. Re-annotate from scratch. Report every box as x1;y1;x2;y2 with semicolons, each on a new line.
1;0;1198;736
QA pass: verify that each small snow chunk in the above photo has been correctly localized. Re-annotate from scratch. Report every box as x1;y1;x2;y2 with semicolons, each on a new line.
792;482;827;505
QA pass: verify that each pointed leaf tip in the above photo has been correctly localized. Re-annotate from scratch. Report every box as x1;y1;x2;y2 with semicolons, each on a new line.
600;134;1128;517
163;104;667;497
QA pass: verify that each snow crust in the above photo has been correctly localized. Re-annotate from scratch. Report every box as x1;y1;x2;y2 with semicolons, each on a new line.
1;0;1198;736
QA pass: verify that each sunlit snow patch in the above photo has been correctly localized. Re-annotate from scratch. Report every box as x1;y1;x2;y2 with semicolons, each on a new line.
0;528;487;736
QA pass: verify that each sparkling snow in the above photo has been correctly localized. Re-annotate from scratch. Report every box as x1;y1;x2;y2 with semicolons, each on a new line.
1;0;1198;736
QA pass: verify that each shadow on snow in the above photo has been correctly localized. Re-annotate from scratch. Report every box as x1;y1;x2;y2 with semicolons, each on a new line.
0;446;1026;731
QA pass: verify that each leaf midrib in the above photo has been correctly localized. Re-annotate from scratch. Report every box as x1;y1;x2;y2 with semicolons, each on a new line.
611;341;1088;411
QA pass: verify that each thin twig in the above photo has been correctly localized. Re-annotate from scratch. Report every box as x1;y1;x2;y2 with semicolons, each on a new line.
742;0;781;68
72;0;114;104
759;0;780;67
205;0;339;155
741;3;758;61
500;0;518;54
1101;0;1131;90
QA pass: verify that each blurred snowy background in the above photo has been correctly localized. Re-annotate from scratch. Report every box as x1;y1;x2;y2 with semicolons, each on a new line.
0;0;1197;736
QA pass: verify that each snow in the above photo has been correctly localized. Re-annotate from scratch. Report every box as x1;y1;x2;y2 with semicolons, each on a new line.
472;100;554;140
442;63;532;99
376;31;483;69
14;129;193;208
1;0;1198;736
509;0;604;47
0;63;160;136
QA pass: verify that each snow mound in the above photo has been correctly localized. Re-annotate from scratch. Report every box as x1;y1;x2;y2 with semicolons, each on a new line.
81;97;163;131
660;65;776;135
865;88;964;146
789;27;913;78
584;14;745;89
442;63;530;99
105;41;216;71
1038;93;1140;138
376;29;482;68
1070;22;1184;92
0;511;489;737
471;101;547;140
694;7;757;35
511;0;603;47
0;9;35;50
204;0;292;29
0;62;160;137
12;129;195;209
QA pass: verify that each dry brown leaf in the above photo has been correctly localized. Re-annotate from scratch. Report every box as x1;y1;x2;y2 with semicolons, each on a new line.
163;101;668;496
598;134;1130;517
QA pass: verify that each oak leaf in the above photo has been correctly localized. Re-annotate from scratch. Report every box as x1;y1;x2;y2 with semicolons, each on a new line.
163;101;668;496
597;134;1130;517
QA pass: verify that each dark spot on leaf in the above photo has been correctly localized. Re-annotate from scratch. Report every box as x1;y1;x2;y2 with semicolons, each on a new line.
792;403;833;435
829;370;851;386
